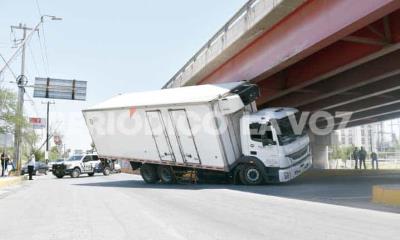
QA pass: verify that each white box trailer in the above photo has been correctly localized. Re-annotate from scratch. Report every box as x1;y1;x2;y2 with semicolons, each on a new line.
83;82;312;185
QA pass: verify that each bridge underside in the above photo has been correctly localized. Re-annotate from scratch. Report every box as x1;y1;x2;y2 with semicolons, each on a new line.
184;1;400;169
259;12;400;129
196;1;400;128
165;1;400;168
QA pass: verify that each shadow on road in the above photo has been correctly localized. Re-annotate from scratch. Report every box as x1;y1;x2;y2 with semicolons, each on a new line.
73;172;400;213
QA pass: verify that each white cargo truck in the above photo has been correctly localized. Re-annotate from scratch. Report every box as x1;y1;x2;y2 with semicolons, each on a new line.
83;82;311;185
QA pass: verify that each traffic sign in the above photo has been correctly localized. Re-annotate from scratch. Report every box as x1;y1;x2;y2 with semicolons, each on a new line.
33;77;87;101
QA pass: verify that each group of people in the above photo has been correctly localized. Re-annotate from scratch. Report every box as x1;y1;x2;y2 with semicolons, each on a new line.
1;151;11;177
352;147;379;169
1;150;35;180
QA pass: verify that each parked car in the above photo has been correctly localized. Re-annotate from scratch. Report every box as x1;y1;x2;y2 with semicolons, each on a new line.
21;162;49;175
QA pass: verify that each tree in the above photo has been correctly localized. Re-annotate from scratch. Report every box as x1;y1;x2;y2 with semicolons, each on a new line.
22;128;43;161
1;88;40;163
330;145;353;160
0;88;26;134
49;146;60;161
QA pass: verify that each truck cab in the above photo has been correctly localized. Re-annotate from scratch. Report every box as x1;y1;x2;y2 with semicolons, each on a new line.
52;154;112;178
240;108;312;183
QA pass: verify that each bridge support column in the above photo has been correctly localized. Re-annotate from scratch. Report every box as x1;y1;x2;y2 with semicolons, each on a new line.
309;133;336;169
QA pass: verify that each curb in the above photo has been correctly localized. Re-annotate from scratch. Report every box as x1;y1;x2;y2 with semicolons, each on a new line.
0;176;27;189
372;185;400;206
300;169;400;179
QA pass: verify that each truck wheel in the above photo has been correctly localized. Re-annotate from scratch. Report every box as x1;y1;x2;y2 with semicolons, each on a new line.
240;164;264;185
71;168;81;178
55;174;64;179
157;166;176;184
103;167;111;176
140;164;159;184
88;172;95;177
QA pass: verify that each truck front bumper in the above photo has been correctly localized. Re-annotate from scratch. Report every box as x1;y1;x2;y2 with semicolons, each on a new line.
278;154;312;182
52;165;74;176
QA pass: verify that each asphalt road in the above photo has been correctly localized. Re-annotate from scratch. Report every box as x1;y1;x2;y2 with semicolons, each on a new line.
0;173;399;240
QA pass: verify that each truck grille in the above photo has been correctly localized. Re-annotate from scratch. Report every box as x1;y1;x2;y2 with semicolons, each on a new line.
52;164;65;172
287;145;308;160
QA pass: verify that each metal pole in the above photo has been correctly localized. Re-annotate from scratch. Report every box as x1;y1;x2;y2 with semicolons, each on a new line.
369;125;373;153
42;100;54;162
13;24;28;172
46;101;50;163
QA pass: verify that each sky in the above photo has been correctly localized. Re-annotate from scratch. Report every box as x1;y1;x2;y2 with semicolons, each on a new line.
0;0;247;151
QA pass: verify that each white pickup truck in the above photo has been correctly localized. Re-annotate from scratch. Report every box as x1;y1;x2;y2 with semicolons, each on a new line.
52;154;112;178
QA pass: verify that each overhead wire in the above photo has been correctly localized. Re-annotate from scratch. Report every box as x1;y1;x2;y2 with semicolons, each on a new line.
36;29;49;77
28;43;41;78
35;0;43;16
0;52;18;84
40;24;50;76
34;0;50;76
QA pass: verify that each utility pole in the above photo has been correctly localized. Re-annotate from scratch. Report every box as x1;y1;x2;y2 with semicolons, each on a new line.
42;101;55;163
7;17;61;171
11;23;32;171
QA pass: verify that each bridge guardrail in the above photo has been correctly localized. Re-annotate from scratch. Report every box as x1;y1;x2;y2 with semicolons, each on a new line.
163;0;297;89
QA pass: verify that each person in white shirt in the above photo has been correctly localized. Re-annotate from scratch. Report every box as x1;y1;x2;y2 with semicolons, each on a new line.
27;154;36;180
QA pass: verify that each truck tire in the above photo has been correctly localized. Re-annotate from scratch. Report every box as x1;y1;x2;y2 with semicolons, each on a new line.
55;174;64;179
103;167;111;176
140;164;159;184
71;168;81;178
240;164;264;185
157;165;176;184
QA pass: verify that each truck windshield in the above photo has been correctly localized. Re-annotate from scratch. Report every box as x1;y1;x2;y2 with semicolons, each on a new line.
67;155;83;161
275;115;307;146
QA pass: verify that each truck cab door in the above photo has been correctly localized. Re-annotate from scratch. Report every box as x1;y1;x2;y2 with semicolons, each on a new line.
248;122;279;166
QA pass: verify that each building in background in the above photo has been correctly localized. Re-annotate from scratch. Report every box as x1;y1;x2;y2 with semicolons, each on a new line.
337;119;400;152
0;133;13;149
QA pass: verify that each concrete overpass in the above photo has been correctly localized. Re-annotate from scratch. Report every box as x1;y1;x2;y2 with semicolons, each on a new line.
163;0;400;168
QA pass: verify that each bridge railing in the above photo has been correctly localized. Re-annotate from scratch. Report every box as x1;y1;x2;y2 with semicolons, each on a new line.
163;0;287;89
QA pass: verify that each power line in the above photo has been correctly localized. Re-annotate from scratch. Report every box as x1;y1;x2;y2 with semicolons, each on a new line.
0;52;18;83
36;30;49;76
40;24;50;75
34;0;50;75
27;43;41;77
35;0;43;17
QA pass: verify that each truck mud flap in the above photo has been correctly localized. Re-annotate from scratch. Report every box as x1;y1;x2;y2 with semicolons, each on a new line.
130;161;142;170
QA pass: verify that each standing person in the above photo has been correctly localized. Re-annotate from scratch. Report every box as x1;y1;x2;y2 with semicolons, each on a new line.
359;147;367;170
1;151;9;177
352;147;359;169
371;151;379;170
27;153;36;180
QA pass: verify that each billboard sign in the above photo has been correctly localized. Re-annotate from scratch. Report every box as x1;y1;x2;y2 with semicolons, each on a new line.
33;77;87;101
29;117;47;129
